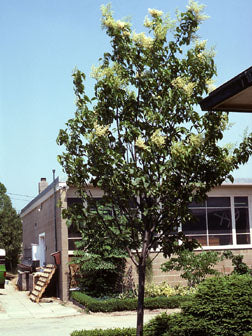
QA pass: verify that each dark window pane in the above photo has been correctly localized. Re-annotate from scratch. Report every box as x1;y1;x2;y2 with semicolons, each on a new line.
88;197;103;210
237;234;251;244
234;197;248;207
68;238;81;250
88;198;113;216
208;208;232;234
207;197;230;208
68;226;81;237
183;209;206;234
189;201;205;208
128;198;138;209
67;198;83;236
235;208;250;233
209;235;232;246
186;235;207;246
67;198;83;207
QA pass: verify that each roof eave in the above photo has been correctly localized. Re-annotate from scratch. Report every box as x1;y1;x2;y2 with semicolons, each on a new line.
200;66;252;112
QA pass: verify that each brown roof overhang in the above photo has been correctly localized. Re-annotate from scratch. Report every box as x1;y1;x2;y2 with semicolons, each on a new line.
200;66;252;113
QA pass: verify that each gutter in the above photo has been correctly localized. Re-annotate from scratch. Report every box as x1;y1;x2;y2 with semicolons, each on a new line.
200;66;252;112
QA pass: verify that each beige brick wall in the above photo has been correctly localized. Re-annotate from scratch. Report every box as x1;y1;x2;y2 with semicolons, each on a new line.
126;248;252;287
22;194;58;265
21;187;70;301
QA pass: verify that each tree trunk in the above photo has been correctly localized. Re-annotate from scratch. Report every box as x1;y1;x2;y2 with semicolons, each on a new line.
136;259;146;336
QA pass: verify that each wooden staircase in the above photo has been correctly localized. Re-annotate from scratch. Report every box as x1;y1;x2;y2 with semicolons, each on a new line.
30;264;56;303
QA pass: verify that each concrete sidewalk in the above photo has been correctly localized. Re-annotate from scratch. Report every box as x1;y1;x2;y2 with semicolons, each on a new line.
0;281;179;336
0;280;82;319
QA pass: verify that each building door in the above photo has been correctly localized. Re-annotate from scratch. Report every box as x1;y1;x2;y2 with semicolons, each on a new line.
38;233;46;267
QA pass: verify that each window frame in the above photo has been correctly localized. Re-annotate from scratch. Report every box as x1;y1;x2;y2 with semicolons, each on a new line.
67;197;108;255
67;197;83;255
186;195;252;250
66;193;252;254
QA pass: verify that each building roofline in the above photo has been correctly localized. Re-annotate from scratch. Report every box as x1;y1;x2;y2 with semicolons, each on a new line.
20;177;252;216
200;66;252;112
21;177;60;215
222;183;252;187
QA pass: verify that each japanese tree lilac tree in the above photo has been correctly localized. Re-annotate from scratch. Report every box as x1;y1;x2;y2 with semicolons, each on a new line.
57;2;252;335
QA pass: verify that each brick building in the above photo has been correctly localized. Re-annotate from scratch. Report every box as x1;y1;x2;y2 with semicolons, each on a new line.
20;177;252;301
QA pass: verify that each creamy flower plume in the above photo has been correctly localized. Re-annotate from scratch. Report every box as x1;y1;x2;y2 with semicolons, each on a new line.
206;79;216;93
133;32;153;48
144;16;152;28
172;76;196;96
91;63;127;88
94;122;109;137
151;129;166;147
170;141;185;156
195;39;207;49
148;8;163;17
189;134;202;147
135;136;150;151
186;0;209;21
101;4;130;32
116;20;127;29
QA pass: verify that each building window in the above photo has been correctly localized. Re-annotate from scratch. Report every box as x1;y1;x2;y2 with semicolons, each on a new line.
67;198;83;251
234;197;250;244
182;196;250;247
67;197;108;251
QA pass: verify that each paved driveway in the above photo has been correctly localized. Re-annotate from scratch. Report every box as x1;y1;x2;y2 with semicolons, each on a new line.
0;281;179;336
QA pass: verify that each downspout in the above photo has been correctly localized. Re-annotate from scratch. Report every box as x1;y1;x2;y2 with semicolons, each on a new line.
52;169;58;252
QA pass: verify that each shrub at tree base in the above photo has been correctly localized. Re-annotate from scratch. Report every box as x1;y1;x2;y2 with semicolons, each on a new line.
76;257;126;297
147;274;252;336
182;274;252;336
161;250;223;287
71;328;136;336
143;313;171;336
71;291;189;313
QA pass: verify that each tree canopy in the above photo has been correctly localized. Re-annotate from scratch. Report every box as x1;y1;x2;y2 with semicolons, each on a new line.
57;2;252;335
0;182;22;271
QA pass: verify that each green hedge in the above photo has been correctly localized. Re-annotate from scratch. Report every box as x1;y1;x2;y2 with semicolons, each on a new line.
71;291;189;312
71;328;136;336
144;312;171;336
165;274;252;336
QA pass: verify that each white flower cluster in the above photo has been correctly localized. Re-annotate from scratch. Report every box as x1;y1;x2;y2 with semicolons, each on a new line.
94;122;109;137
195;39;207;49
144;16;152;28
135;130;166;152
133;32;153;48
116;20;127;29
103;17;130;32
170;141;185;156
171;76;196;96
206;79;216;93
91;63;127;89
150;129;166;147
186;0;209;21
189;134;202;147
101;4;130;33
135;136;150;151
148;8;163;17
